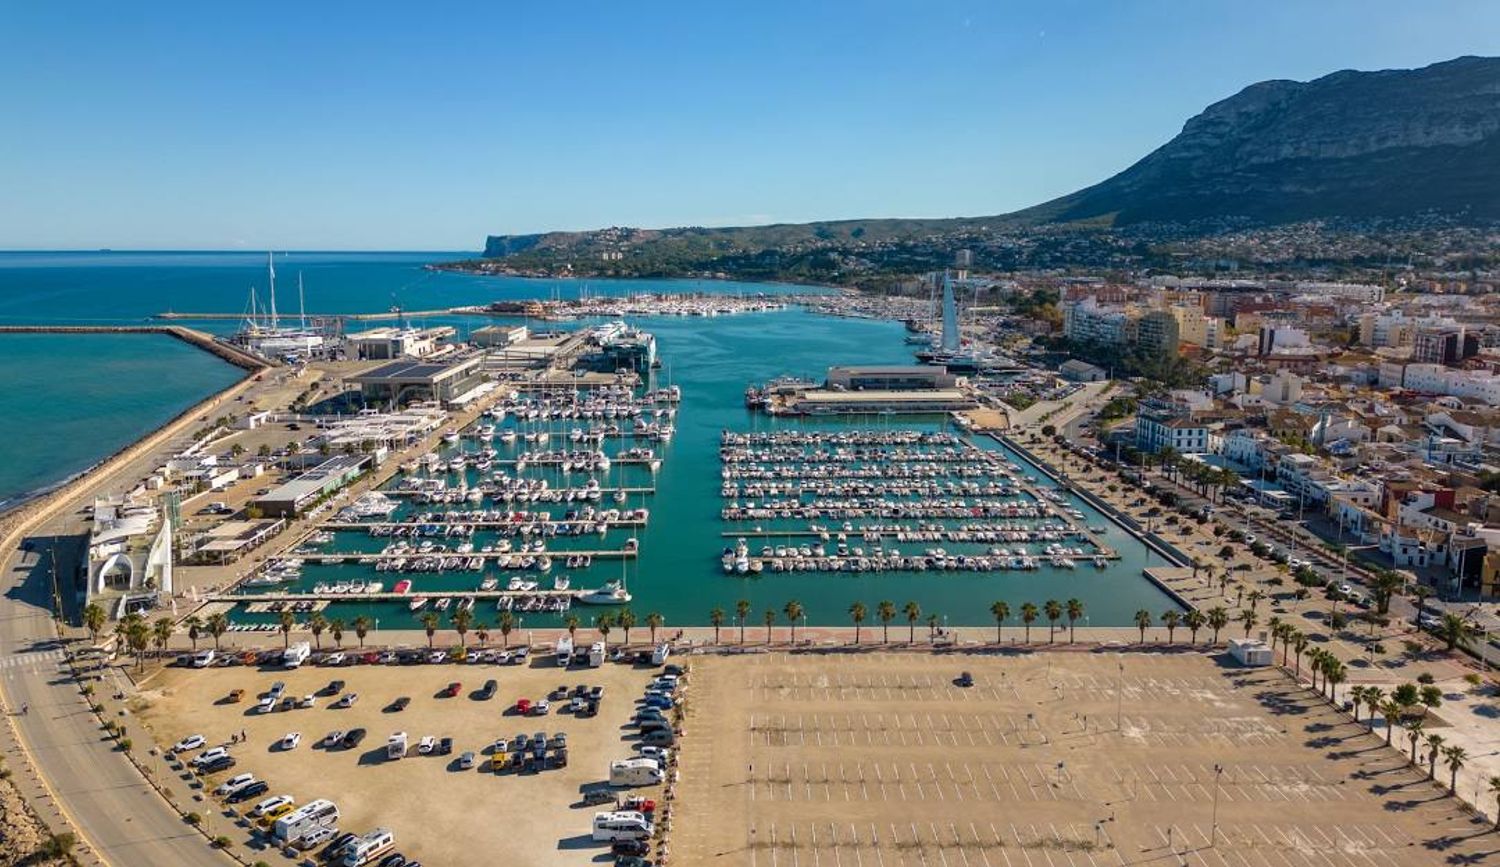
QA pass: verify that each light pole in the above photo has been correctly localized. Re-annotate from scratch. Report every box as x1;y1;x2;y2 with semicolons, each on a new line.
1115;660;1124;730
1211;763;1224;846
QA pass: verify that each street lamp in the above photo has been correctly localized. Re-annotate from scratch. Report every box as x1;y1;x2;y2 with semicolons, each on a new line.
1211;763;1224;846
1115;660;1124;730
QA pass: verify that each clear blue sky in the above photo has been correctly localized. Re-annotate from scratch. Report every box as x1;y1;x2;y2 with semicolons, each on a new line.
3;1;1496;250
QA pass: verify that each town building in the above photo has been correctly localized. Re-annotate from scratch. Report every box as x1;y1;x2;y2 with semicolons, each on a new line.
251;455;372;518
346;326;454;360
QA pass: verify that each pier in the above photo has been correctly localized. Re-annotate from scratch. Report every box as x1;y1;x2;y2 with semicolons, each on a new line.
321;517;647;531
272;548;636;564
0;324;270;370
222;590;578;605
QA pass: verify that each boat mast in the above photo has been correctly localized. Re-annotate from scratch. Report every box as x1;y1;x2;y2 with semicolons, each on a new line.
267;251;279;330
298;271;307;330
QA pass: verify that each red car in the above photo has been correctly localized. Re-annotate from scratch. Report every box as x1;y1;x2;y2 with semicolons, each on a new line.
443;682;462;698
623;796;656;813
361;651;381;665
515;698;531;714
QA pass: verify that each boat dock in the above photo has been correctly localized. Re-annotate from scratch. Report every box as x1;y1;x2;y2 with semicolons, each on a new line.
321;517;647;531
220;590;578;604
275;549;636;564
380;486;657;497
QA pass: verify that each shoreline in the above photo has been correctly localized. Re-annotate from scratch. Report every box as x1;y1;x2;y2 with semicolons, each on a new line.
424;261;853;295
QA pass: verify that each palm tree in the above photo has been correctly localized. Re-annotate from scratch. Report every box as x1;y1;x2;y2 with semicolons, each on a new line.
784;600;804;645
1487;776;1500;830
83;602;107;643
877;601;896;644
207;612;229;651
308;612;328;649
1371;569;1402;614
1349;686;1366;722
1379;700;1400;745
646;612;664;646
903;601;921;644
1436;614;1474;652
1246;589;1264;614
1443;745;1466;794
1362;687;1384;732
474;622;489;647
848;601;867;645
565;614;580;643
709;607;725;644
497;611;515;649
419;612;439;648
1324;660;1345;704
1020;603;1039;643
1411;583;1435;627
353;615;372;648
1238;608;1258;637
1292;632;1309;674
735;599;751;645
277;610;295;648
183;614;202;651
594;613;612;648
330;618;345;649
1043;600;1062;643
125;616;150;671
1406;721;1425;765
1133;608;1152;644
452;607;473;647
1065;598;1084;643
989;601;1010;644
1207;607;1228;645
1184;609;1206;644
1161;610;1181;644
617;608;636;646
152;617;174;658
1425;733;1445;779
763;608;776;644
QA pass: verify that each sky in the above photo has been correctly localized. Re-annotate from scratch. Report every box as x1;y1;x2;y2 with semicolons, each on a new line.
2;1;1497;250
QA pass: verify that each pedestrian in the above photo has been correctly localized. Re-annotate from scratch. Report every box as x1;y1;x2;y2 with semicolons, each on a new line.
20;703;28;716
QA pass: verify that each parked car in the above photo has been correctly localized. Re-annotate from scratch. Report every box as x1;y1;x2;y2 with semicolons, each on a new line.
214;773;257;797
323;730;345;748
442;682;462;698
298;695;317;709
612;839;650;856
335;693;359;708
340;728;367;749
322;652;345;667
438;737;453;755
515;698;532;715
957;671;974;687
417;735;437;755
460;751;476;769
323;679;346;695
492;737;509;753
477;679;497;700
280;732;302;750
428;651;447;664
172;734;206;753
226;688;245;703
388;696;411;712
248;793;293;817
228;780;270;803
293;826;338;851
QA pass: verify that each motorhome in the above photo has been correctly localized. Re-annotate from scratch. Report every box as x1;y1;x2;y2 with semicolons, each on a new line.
555;635;574;667
588;641;605;668
190;649;216;668
650;642;670;666
609;758;665;787
592;811;653;842
283;641;311;669
273;798;339;843
386;732;408;760
341;828;396;867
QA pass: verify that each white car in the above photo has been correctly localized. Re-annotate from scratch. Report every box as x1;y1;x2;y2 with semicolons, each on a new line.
214;773;257;797
249;794;294;817
638;746;670;763
323;730;346;748
427;651;447;664
298;694;317;709
492;737;509;753
294;826;338;851
417;735;437;755
280;732;302;751
191;746;229;766
322;652;345;666
172;734;206;754
256;697;276;714
334;693;358;708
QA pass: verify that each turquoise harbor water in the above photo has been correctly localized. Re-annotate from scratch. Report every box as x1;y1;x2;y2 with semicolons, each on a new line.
1;251;1179;626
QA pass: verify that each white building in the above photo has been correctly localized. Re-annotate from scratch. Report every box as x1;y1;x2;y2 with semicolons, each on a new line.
1062;298;1130;345
86;496;173;601
1293;282;1385;303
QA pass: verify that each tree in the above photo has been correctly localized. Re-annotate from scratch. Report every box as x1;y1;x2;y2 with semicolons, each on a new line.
1425;733;1445;780
452;607;473;647
735;599;751;645
784;600;804;645
207;612;229;651
1406;720;1425;766
1379;700;1401;745
1419;684;1443;709
645;612;664;646
1487;776;1500;830
1043;600;1062;643
474;622;490;647
989;601;1010;644
1349;685;1367;722
1238;608;1258;637
904;601;922;644
277;610;295;648
184;614;203;651
152;617;174;657
1444;745;1466;794
1361;687;1384;732
617;608;636;646
1371;570;1402;615
1324;660;1345;705
709;607;725;644
330;618;345;649
82;603;107;643
1065;598;1084;643
877;600;896;644
1292;632;1309;674
565;614;581;643
1133;608;1152;644
353;614;372;648
1246;589;1264;614
1161;610;1181;644
308;612;328;649
1020;603;1039;643
763;608;776;644
593;613;611;648
1184;609;1206;644
1207;607;1229;645
848;601;867;645
419;612;439;648
1392;682;1420;708
497;611;515;649
1436;614;1474;652
123;616;150;671
1411;584;1435;627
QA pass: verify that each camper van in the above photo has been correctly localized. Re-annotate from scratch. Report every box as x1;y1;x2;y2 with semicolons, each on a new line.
588;641;605;668
341;828;396;866
283;641;311;669
190;649;216;668
592;811;653;842
555;635;574;667
272;798;340;843
386;732;407;760
650;642;671;666
609;758;665;787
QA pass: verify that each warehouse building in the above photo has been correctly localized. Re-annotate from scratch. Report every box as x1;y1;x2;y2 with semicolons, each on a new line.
346;356;487;407
251;455;371;517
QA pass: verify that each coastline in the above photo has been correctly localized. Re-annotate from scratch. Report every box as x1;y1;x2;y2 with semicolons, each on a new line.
424;260;854;295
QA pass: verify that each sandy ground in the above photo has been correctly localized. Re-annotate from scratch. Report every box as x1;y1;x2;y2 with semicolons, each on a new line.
670;649;1495;867
133;650;671;866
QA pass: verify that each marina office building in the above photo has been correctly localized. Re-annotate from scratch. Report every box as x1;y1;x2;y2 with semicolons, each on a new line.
346;356;488;407
252;454;371;517
84;495;173;611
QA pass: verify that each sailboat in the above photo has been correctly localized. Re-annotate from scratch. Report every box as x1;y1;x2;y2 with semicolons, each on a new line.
235;254;325;359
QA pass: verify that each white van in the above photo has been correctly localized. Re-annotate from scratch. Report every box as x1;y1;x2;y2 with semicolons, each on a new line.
608;759;665;788
588;642;605;668
386;732;407;760
190;649;216;668
273;798;340;842
651;642;671;665
283;641;311;669
341;828;395;867
592;811;653;842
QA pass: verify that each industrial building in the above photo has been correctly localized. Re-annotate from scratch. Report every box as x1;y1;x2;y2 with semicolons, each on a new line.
346;356;488;406
251;455;371;517
346;326;454;360
471;324;529;348
826;365;958;391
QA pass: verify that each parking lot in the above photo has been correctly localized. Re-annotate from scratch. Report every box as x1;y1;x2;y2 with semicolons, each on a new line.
670;650;1493;867
135;647;672;866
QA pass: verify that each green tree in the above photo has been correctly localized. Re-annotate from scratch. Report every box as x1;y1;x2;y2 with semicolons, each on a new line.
1436;614;1474;652
593;613;611;648
1487;776;1500;830
1184;609;1206;644
1065;598;1084;643
1020;602;1039;644
735;599;751;645
1161;609;1182;644
904;601;922;644
763;608;776;644
784;600;804;645
82;602;107;644
1411;583;1435;627
207;612;229;651
497;611;515;649
1134;608;1153;644
565;614;581;643
277;610;295;648
848;601;867;645
1425;733;1445;780
1379;700;1401;745
1444;745;1466;793
183;614;203;651
1207;607;1229;645
330;617;345;649
1043;600;1062;643
989;601;1010;644
617;608;636;646
452;607;474;647
877;600;896;644
709;606;725;645
308;612;328;650
1239;608;1258;637
419;612;440;648
1371;569;1402;614
152;617;174;657
645;612;664;646
353;614;372;648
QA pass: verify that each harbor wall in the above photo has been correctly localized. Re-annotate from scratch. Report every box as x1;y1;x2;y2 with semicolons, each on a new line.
0;325;270;371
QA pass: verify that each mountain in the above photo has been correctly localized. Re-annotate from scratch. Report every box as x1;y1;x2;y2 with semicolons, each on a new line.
1021;55;1500;225
468;56;1500;278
